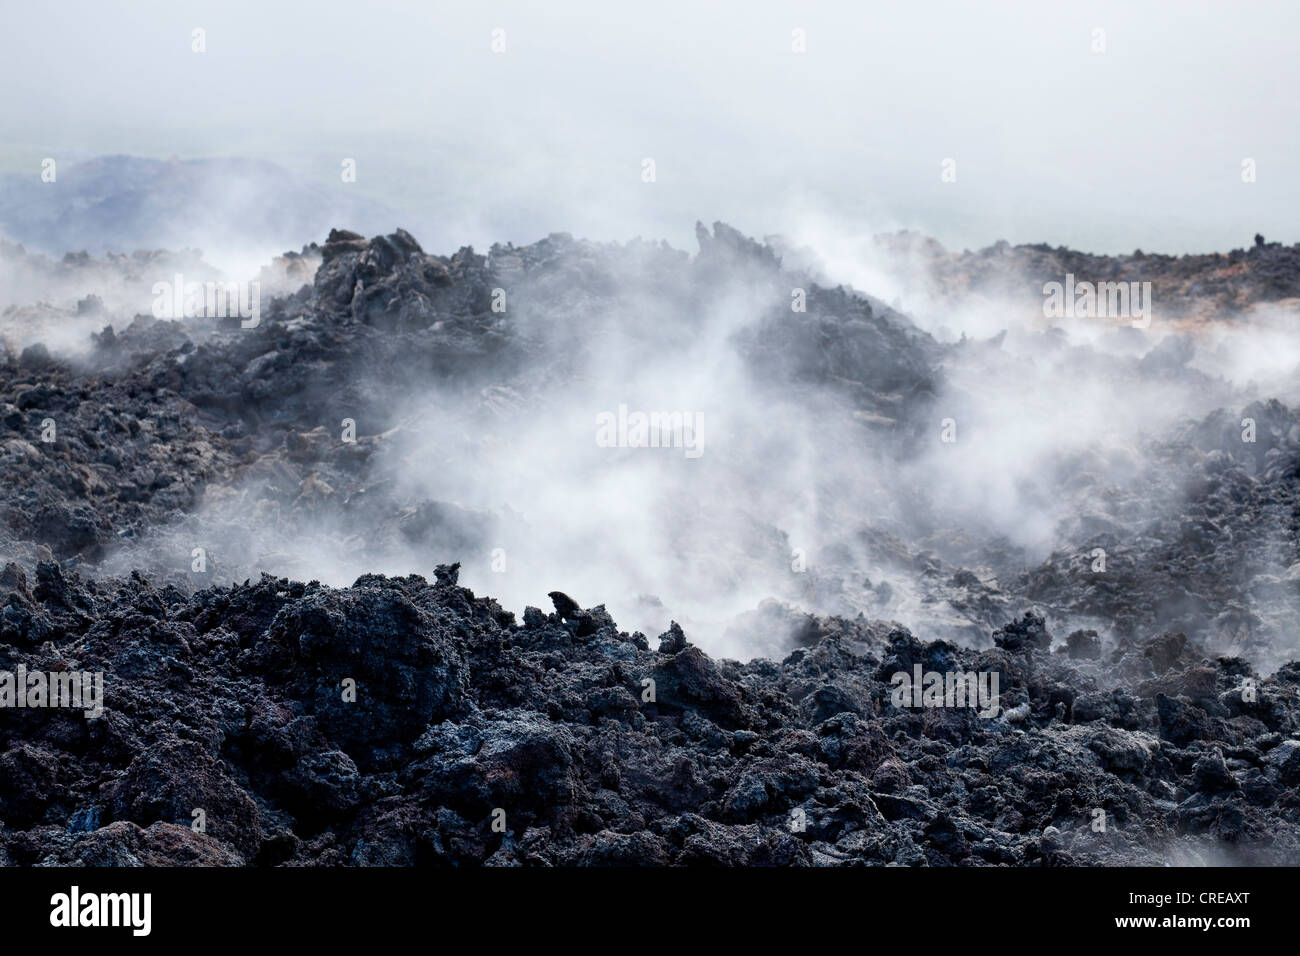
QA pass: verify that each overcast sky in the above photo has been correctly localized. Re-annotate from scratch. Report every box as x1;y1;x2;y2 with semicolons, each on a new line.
3;0;1298;255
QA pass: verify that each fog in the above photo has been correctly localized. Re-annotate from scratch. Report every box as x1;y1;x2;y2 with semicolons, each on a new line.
2;1;1299;667
16;217;1283;668
3;0;1299;258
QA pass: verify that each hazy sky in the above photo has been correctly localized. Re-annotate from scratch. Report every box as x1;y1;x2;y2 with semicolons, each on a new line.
3;0;1298;255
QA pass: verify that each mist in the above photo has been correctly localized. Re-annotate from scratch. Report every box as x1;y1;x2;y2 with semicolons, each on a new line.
2;0;1298;667
4;1;1300;257
11;214;1285;674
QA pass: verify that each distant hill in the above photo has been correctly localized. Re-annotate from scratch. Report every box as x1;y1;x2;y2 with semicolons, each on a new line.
0;155;403;257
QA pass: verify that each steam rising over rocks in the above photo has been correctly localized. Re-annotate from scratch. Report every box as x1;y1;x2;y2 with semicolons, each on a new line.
1;223;1298;865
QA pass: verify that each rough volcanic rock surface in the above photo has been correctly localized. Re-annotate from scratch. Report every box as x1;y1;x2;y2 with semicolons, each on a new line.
0;564;1296;866
1;224;1298;865
870;231;1300;324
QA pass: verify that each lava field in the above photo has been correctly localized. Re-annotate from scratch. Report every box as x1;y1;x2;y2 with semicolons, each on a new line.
1;224;1298;866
